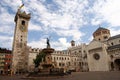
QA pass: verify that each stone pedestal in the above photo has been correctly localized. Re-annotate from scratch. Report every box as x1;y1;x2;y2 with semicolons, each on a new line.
39;48;54;74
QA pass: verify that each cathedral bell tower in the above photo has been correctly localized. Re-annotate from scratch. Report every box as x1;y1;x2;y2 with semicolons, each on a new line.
12;5;31;74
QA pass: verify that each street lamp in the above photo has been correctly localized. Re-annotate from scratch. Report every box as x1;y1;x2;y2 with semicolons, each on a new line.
5;62;8;74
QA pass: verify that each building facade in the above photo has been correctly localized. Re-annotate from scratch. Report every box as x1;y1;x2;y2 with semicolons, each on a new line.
87;40;109;71
107;34;120;71
27;47;42;72
68;41;89;72
0;48;12;74
0;52;5;74
87;27;120;71
51;51;71;70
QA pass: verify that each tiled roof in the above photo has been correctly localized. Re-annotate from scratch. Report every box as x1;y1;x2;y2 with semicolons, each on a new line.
107;44;120;50
0;48;12;53
108;34;120;40
93;27;109;34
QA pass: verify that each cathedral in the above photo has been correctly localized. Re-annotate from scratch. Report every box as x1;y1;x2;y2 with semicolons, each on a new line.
87;27;120;71
11;5;120;74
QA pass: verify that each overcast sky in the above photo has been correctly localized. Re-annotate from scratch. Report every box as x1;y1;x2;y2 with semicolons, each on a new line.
0;0;120;50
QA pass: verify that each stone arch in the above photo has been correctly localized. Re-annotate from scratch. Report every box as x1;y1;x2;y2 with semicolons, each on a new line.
114;59;120;70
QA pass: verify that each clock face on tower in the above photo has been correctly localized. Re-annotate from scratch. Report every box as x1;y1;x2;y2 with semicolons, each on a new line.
20;25;26;32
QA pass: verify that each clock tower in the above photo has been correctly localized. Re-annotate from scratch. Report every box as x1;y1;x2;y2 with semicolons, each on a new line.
12;7;31;74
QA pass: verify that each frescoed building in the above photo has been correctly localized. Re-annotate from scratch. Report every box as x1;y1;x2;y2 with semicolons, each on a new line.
0;48;12;74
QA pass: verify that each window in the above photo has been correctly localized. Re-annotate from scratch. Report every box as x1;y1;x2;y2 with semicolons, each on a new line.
111;42;114;45
59;63;61;66
98;38;101;41
20;43;22;48
74;62;76;66
21;20;25;25
104;36;108;39
62;63;64;66
68;58;69;60
65;57;66;60
59;57;61;60
93;53;100;60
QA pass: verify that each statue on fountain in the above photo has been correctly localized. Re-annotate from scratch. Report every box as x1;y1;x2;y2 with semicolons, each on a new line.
47;38;50;48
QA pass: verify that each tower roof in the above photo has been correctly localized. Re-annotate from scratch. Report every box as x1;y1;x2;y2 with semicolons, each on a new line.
71;40;75;42
95;27;109;32
93;27;109;35
14;9;31;22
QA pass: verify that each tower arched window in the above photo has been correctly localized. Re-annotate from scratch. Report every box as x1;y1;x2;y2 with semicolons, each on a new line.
111;42;114;45
104;36;108;39
21;20;25;25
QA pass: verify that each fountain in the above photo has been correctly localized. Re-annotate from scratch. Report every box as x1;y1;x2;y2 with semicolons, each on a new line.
40;38;55;73
27;38;65;77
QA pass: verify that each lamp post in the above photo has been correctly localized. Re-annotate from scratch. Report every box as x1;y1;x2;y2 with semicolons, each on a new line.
5;62;8;74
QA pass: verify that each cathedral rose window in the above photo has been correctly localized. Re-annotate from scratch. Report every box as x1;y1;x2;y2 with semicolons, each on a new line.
93;53;100;60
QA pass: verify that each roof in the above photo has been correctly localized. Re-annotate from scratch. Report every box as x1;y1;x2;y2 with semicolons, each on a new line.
0;48;12;53
93;27;109;34
107;44;120;50
108;34;120;40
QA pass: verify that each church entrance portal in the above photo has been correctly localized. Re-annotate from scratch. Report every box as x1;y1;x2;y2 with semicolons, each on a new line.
114;59;120;70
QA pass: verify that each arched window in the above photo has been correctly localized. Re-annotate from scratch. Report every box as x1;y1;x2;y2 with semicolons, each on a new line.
111;42;114;45
21;20;25;25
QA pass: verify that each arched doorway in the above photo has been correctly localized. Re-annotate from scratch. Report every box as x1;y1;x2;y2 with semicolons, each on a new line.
114;59;120;70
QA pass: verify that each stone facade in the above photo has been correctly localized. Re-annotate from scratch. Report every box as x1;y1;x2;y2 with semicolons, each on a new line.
27;47;42;72
87;40;109;71
87;27;120;71
68;43;89;71
51;51;71;70
107;34;120;71
12;9;31;74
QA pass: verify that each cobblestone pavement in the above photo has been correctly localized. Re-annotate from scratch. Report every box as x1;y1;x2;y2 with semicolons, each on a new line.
0;71;120;80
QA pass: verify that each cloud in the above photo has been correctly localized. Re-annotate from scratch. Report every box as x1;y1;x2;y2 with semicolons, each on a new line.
28;37;70;50
1;0;120;50
88;36;93;42
0;36;13;49
55;29;84;41
28;38;46;49
24;0;89;40
52;37;70;50
28;22;41;31
0;5;15;34
91;0;120;27
108;27;120;36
